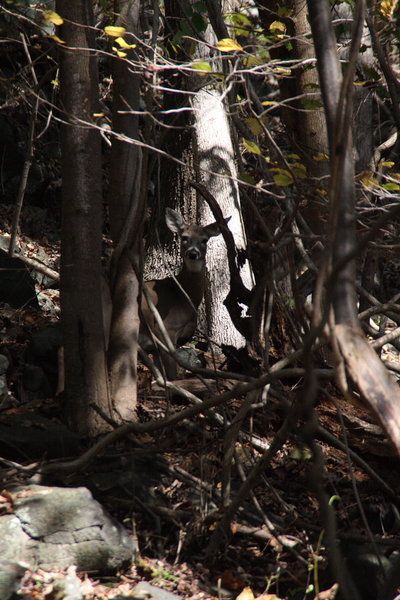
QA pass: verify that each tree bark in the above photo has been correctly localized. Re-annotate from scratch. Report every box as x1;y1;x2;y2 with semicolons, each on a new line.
57;0;111;436
258;0;329;176
192;88;254;347
308;0;400;451
107;0;143;421
191;3;254;349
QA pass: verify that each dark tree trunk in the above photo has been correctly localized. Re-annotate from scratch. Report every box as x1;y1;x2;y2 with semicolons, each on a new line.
57;0;111;436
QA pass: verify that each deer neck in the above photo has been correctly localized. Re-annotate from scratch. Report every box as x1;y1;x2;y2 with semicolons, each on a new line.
176;260;206;308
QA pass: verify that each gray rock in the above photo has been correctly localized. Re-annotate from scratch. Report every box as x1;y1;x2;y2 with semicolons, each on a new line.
130;582;182;600
0;354;9;375
175;347;203;370
0;376;8;400
0;485;134;572
37;291;59;315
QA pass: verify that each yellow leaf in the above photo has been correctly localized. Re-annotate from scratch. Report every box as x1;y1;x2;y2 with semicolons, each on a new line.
236;587;255;600
112;47;127;57
272;66;291;76
49;35;65;44
216;38;243;52
379;161;395;168
51;79;59;87
104;26;126;38
243;138;262;155
313;152;329;162
359;172;380;189
261;100;279;107
269;167;288;174
380;0;398;18
93;113;105;117
269;20;286;34
43;10;63;25
114;37;136;49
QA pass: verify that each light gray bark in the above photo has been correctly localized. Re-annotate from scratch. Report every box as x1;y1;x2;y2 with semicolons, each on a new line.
193;88;254;347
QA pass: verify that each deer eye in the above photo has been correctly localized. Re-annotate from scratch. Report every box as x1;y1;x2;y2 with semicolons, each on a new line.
181;235;189;244
200;237;208;245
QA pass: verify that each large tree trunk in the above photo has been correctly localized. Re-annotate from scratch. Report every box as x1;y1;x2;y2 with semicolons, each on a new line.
107;0;143;421
190;5;254;349
193;88;254;348
57;0;111;436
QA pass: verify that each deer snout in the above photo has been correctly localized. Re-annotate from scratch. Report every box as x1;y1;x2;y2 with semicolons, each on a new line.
185;247;202;261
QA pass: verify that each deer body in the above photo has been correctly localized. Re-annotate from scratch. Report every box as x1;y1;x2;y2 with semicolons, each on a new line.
139;208;224;378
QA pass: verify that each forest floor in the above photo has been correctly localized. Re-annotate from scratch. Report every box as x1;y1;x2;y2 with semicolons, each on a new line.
1;207;400;600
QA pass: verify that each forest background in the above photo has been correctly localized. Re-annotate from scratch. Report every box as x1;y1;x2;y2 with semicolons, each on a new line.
1;0;400;598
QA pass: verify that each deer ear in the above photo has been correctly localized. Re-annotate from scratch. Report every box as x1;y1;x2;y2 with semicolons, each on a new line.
166;208;185;233
204;215;231;238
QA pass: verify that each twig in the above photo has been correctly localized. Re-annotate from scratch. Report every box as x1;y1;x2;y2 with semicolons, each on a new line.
9;34;39;257
205;402;298;557
11;251;59;281
371;326;400;350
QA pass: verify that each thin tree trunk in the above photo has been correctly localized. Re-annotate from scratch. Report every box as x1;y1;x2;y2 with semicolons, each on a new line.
107;0;143;421
57;0;111;436
308;0;400;447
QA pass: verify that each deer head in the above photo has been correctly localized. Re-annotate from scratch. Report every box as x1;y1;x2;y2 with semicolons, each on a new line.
165;208;224;275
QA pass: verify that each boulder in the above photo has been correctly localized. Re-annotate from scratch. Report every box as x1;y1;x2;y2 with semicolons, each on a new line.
0;485;134;572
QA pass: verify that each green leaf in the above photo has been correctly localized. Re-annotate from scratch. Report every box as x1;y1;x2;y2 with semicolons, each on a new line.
238;172;256;185
243;138;262;155
243;55;263;67
245;118;263;135
291;162;307;179
193;1;207;12
270;169;293;186
301;99;323;110
382;182;400;191
192;12;207;32
190;61;212;73
225;11;252;37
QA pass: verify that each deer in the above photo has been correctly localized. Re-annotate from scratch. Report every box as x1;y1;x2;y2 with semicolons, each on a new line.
139;207;228;379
